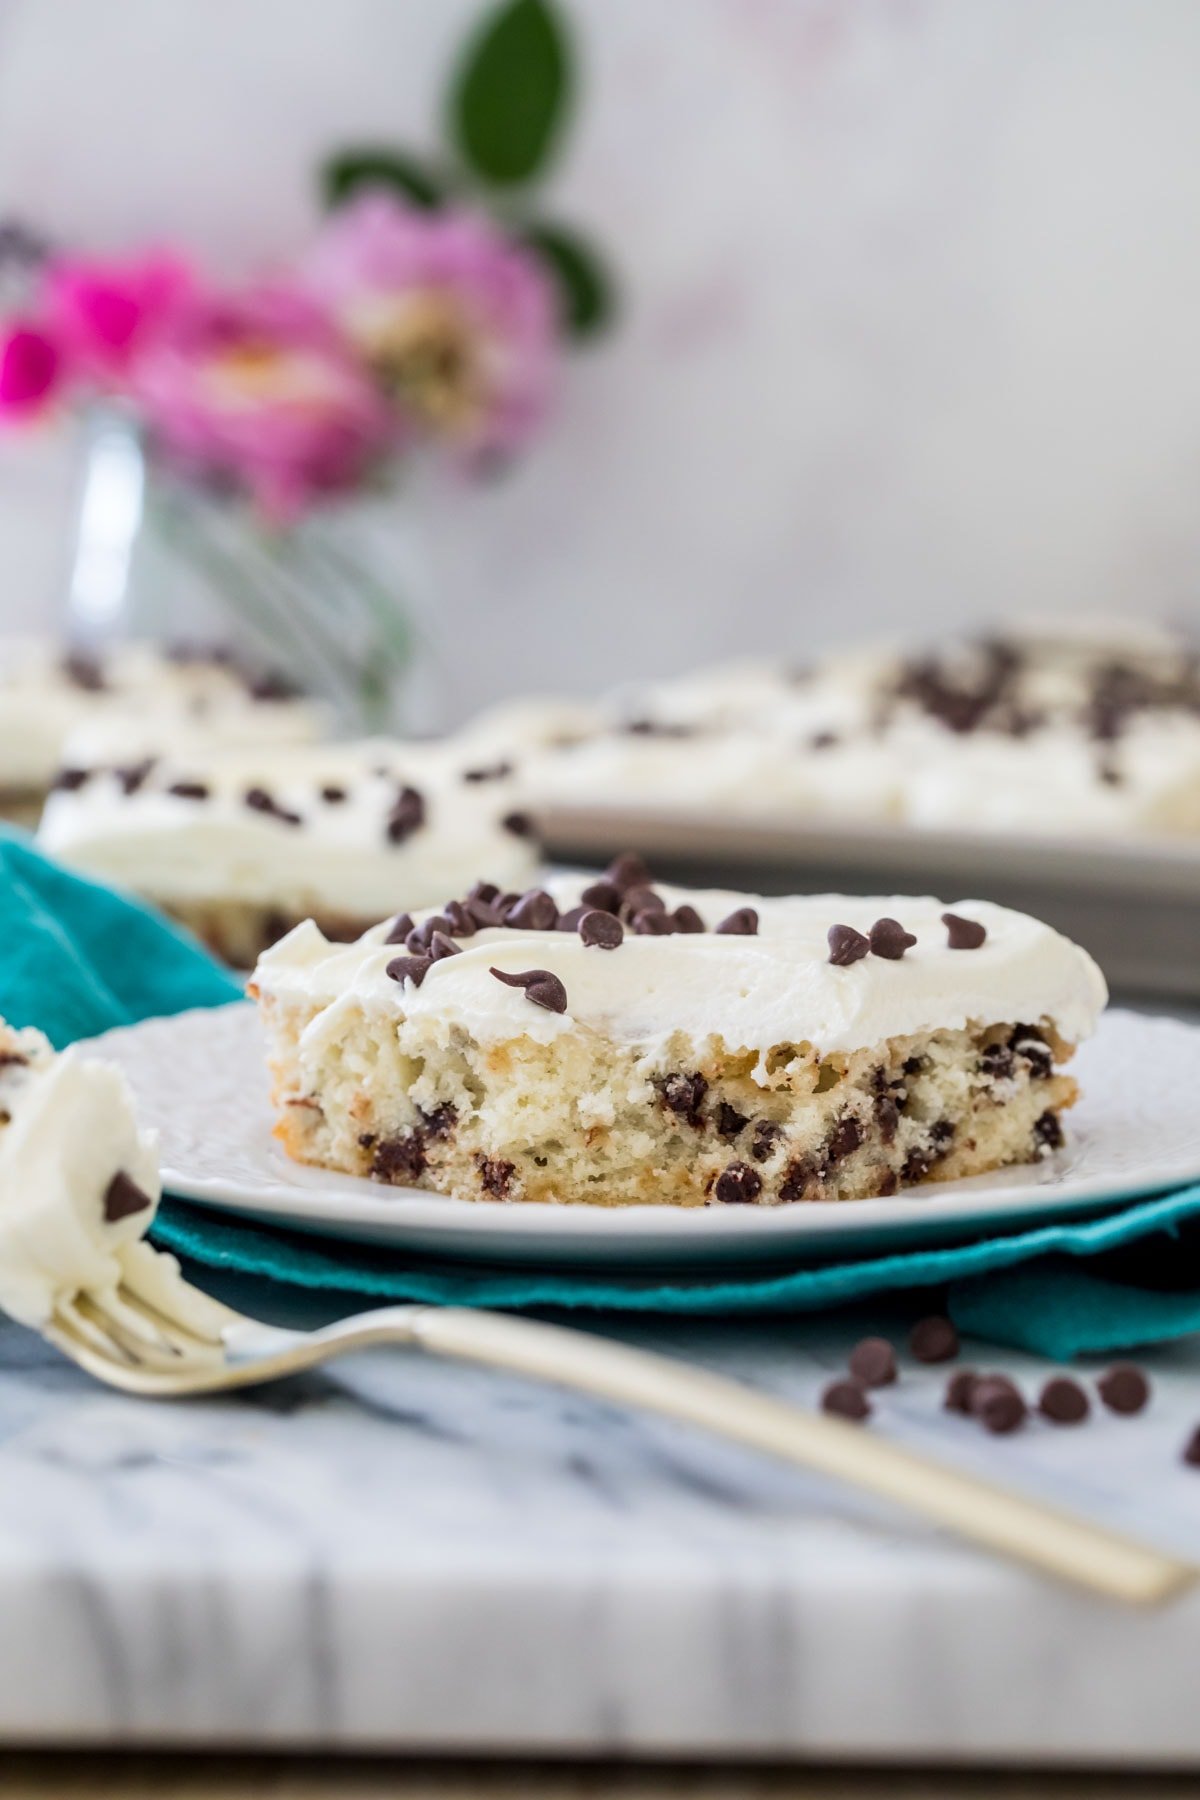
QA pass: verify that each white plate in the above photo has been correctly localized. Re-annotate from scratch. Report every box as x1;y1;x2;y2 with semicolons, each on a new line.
77;1003;1200;1270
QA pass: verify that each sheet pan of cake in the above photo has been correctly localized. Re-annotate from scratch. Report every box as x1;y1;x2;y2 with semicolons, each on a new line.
536;805;1200;1003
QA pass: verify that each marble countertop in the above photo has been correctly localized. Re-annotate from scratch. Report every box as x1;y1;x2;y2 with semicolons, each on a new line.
2;1272;1200;1765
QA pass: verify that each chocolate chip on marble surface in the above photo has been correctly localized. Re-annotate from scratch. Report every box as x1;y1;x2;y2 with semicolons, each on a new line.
502;811;535;838
671;904;706;933
580;878;621;913
102;1170;153;1223
321;784;347;803
848;1336;897;1388
52;767;90;792
714;1161;763;1204
1183;1426;1200;1468
971;1375;1027;1434
489;966;568;1013
716;907;758;936
827;923;869;965
869;917;917;960
384;913;415;945
942;912;987;950
168;781;209;800
386;785;426;844
1038;1376;1090;1425
943;1369;979;1414
386;954;432;988
579;909;623;949
821;1379;871;1423
605;852;652;892
910;1315;960;1364
1096;1363;1150;1416
506;888;558;931
462;761;513;783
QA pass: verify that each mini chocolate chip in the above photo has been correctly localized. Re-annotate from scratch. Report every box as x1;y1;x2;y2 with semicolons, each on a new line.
944;1369;979;1414
118;759;155;796
1183;1425;1200;1468
102;1170;153;1223
910;1315;959;1363
580;910;623;949
1038;1376;1090;1425
245;785;301;825
506;888;558;931
715;1101;748;1141
168;780;209;800
503;811;535;838
580;878;621;912
466;896;506;929
826;1114;863;1162
489;965;568;1014
672;904;705;933
406;914;453;953
386;954;432;988
53;767;90;791
605;852;652;892
716;907;758;936
557;905;588;931
62;650;107;691
943;912;987;950
821;1379;871;1422
1034;1110;1063;1153
662;1071;708;1128
973;1377;1027;1434
750;1119;784;1163
462;761;512;783
632;909;676;935
621;884;666;918
321;785;347;803
428;931;460;962
469;880;499;903
1096;1363;1150;1416
827;923;869;965
387;786;426;844
848;1337;897;1388
714;1161;763;1205
441;900;477;938
869;917;917;960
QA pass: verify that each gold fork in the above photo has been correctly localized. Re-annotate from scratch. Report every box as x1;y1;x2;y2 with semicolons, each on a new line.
45;1262;1193;1608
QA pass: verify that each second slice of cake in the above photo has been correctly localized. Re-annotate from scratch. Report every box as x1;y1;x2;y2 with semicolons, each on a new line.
250;859;1107;1208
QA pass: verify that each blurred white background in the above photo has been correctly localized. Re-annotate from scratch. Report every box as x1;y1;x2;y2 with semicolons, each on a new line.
0;0;1198;719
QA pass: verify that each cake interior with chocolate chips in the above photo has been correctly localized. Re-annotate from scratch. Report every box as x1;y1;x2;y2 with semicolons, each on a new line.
249;854;1107;1208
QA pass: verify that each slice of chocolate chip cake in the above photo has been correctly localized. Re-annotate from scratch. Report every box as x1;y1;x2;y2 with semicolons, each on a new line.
249;855;1107;1208
38;739;538;965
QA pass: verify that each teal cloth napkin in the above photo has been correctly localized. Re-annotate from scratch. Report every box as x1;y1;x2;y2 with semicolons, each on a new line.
3;829;1199;1358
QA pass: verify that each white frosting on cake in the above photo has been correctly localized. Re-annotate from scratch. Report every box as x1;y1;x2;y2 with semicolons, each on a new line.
0;638;329;790
38;737;537;920
254;876;1107;1075
0;1022;160;1326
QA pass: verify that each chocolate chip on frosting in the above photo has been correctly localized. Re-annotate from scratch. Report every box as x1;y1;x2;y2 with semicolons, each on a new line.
489;966;569;1013
321;784;347;804
605;852;652;892
827;923;869;965
462;761;513;783
506;888;558;931
428;931;461;962
580;878;621;913
557;905;588;932
631;909;676;936
716;907;758;936
714;1161;763;1204
502;811;535;838
384;912;414;944
405;914;453;953
53;767;90;792
442;900;477;938
579;910;623;949
102;1170;153;1223
168;780;209;801
244;785;301;826
386;785;426;844
869;917;916;960
942;912;987;950
671;904;706;933
118;759;155;796
386;954;432;988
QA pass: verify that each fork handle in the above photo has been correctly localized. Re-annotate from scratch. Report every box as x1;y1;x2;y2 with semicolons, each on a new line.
399;1305;1189;1607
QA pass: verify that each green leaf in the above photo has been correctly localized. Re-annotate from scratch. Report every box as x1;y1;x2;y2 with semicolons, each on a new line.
449;0;571;188
321;147;446;211
523;221;615;338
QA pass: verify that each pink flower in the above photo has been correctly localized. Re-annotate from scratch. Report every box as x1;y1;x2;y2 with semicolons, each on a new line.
132;287;395;520
303;193;557;458
45;252;196;381
0;323;61;415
